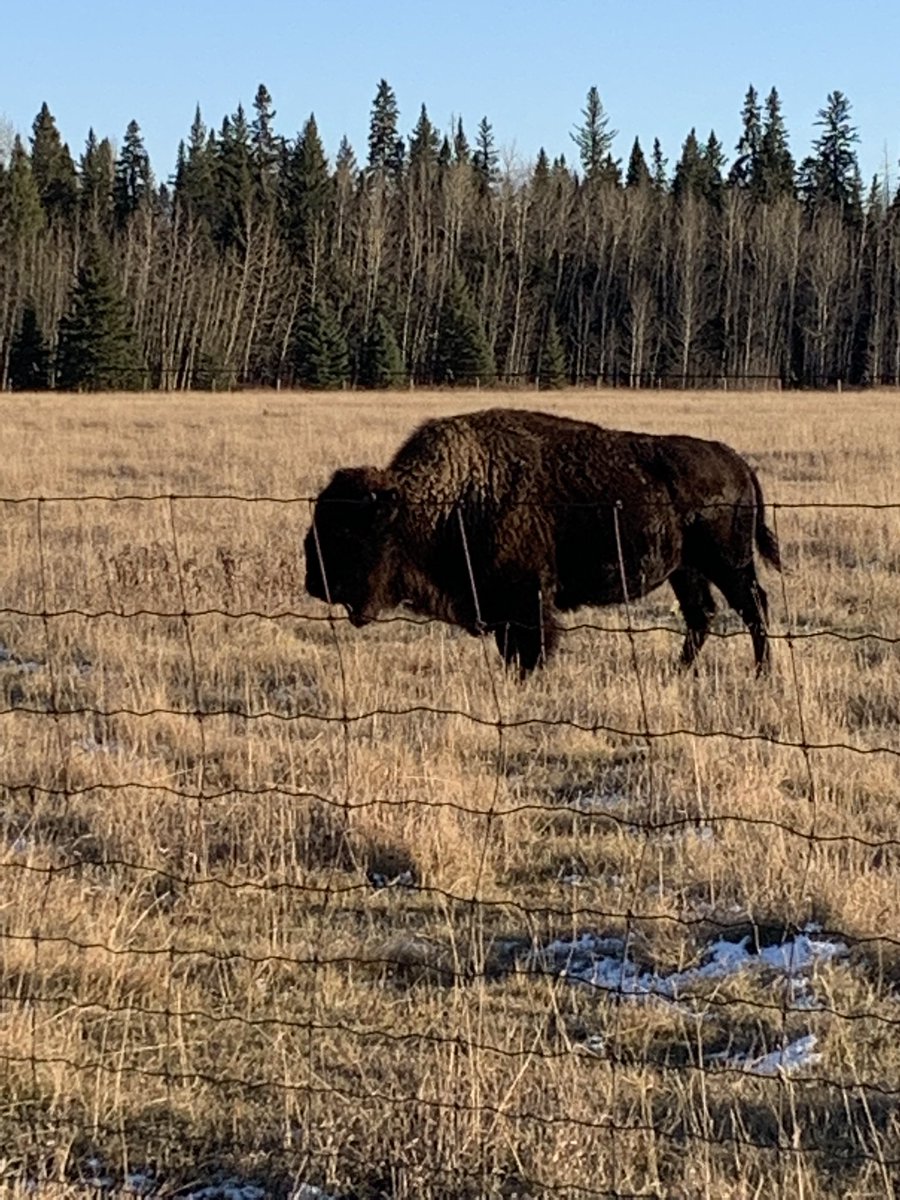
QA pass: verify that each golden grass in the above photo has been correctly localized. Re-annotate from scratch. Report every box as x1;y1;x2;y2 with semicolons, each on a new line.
0;388;899;1198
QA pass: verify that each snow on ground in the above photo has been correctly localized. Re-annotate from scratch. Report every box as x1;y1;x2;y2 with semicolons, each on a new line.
538;925;848;1076
541;927;847;1003
721;1032;822;1076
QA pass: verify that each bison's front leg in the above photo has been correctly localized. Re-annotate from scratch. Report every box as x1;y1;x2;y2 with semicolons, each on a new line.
489;578;559;675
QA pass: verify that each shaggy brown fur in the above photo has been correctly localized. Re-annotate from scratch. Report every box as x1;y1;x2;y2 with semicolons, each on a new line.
304;408;782;673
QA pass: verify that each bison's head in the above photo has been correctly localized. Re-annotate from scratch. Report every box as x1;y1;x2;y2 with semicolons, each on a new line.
304;466;400;626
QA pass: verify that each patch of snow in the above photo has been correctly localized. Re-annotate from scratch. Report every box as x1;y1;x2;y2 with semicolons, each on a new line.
292;1186;339;1200
0;642;42;672
76;736;122;755
542;929;848;1005
124;1170;158;1195
184;1180;266;1200
568;789;631;813
727;1033;822;1076
368;869;415;889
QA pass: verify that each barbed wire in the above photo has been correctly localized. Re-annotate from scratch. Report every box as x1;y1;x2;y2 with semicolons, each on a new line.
1;490;899;1197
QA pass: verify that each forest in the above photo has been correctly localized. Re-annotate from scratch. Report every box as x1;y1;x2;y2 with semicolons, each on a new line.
0;81;896;391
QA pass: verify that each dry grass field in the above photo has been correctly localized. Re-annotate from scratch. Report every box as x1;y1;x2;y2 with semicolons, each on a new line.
0;387;899;1199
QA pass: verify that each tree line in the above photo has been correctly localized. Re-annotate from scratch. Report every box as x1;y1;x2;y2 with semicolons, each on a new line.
0;81;897;391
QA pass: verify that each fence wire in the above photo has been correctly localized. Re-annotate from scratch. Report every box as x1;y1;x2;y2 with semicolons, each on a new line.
0;492;899;1199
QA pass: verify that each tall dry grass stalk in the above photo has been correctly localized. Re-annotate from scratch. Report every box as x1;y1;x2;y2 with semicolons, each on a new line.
0;389;898;1198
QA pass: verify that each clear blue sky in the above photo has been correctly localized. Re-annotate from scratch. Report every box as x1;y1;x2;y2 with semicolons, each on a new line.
4;0;900;187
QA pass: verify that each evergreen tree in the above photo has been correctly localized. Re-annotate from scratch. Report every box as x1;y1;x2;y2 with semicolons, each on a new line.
802;90;861;215
293;299;349;388
408;104;441;175
282;114;332;263
251;84;279;166
251;83;280;206
532;147;551;192
672;129;705;200
625;137;651;188
6;136;44;239
730;84;761;188
651;137;668;191
56;247;144;390
472;116;499;190
174;106;218;230
335;134;357;178
701;130;726;204
29;102;77;222
536;311;567;388
80;129;115;235
359;312;406;387
367;79;404;178
8;302;51;390
757;87;795;201
452;117;470;164
435;275;495;385
571;86;618;183
216;106;254;247
113;119;153;225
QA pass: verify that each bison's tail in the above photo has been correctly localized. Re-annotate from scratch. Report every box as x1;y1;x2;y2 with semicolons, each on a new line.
751;469;782;571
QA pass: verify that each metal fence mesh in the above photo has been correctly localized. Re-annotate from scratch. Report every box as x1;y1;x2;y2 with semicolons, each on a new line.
0;492;898;1199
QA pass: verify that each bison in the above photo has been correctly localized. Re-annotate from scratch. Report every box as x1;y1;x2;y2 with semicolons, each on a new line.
304;407;781;674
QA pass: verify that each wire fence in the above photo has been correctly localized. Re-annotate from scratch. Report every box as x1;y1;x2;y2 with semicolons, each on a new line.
1;491;899;1198
8;367;900;393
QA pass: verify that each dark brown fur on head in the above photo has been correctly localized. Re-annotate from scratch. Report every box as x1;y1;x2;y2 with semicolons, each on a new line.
303;466;399;625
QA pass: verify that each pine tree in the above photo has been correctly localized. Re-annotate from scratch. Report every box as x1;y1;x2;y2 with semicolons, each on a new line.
408;104;441;176
672;129;704;200
359;312;406;387
435;275;495;385
625;137;651;188
251;83;280;207
8;302;51;390
293;299;349;388
30;102;77;222
757;87;795;202
532;147;551;192
7;136;44;239
571;86;618;183
174;106;218;230
536;311;567;388
368;79;404;178
113;119;153;226
651;138;668;191
802;90;861;215
452;117;470;164
56;248;144;391
701;130;726;204
80;129;115;235
472;117;499;190
282;114;332;264
216;106;254;247
730;85;761;188
335;135;357;178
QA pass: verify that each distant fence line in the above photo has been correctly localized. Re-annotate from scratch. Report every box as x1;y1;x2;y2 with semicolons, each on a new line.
5;367;900;392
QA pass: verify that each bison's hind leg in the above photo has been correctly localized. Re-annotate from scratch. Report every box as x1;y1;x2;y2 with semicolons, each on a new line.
708;561;772;674
670;568;717;669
